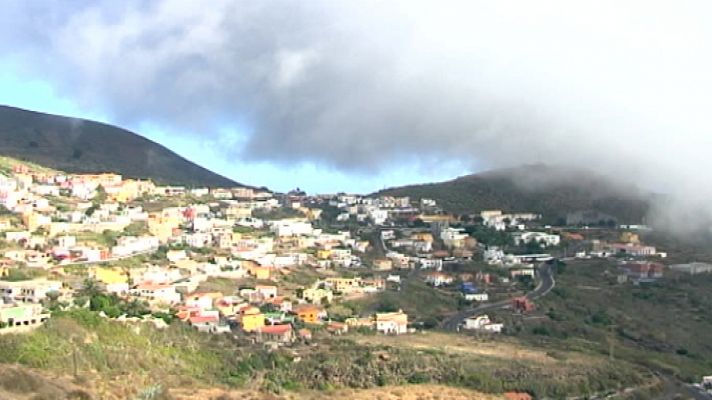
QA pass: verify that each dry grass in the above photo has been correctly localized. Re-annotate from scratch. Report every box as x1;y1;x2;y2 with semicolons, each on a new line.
351;331;558;364
170;385;503;400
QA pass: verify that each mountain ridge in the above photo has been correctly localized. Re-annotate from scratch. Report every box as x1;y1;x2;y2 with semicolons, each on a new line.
0;105;241;187
376;164;650;224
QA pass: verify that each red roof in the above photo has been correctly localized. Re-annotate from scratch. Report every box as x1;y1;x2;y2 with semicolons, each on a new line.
260;324;292;335
189;315;218;324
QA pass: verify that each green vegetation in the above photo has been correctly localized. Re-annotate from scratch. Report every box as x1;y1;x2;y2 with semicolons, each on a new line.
0;310;646;398
504;260;712;382
196;277;241;294
123;221;149;236
344;280;459;328
0;268;46;281
253;207;305;220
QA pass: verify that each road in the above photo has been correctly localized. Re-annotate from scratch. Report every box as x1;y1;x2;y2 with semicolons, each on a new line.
440;263;556;331
56;248;156;268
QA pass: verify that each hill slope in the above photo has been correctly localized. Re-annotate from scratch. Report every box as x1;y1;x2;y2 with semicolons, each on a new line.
377;164;650;224
0;105;240;187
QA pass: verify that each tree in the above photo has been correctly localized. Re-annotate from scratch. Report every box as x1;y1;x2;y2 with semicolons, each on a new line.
78;278;102;298
94;185;108;204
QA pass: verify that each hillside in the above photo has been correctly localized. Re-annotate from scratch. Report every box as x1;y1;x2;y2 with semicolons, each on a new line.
0;105;240;187
377;164;650;224
0;310;646;399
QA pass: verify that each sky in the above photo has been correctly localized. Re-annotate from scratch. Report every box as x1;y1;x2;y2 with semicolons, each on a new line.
0;56;469;194
0;1;712;223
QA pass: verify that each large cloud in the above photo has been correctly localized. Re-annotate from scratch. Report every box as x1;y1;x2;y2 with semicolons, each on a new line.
2;1;712;229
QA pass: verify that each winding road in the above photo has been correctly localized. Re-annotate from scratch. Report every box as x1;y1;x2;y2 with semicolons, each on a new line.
440;263;556;331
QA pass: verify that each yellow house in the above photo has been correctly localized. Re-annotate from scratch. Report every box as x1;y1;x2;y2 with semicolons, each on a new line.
316;250;332;260
620;232;640;244
247;265;271;280
148;212;181;243
373;258;393;271
23;212;51;233
108;179;150;203
216;300;247;318
302;287;333;304
89;267;128;284
326;277;362;293
240;306;265;332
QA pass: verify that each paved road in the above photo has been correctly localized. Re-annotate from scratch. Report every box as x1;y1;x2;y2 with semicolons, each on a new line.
440;263;556;331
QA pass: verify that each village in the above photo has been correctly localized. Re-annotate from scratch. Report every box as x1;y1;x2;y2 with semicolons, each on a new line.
0;158;688;350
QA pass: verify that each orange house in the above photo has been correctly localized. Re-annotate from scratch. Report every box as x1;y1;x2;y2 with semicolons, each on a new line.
293;304;323;324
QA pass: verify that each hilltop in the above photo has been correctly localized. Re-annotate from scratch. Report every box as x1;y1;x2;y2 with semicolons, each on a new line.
376;164;650;224
0;105;240;187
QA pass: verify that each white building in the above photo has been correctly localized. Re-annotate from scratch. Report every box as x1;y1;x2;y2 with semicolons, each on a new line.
463;315;503;333
0;279;62;303
369;209;389;225
131;283;181;305
440;227;469;249
270;220;313;237
464;292;489;302
512;231;561;247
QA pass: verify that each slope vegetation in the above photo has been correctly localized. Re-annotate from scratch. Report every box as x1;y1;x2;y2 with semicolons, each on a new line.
378;164;650;224
0;105;239;187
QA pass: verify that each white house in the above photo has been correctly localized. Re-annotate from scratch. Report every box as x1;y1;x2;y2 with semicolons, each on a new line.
512;231;561;247
131;283;181;305
270;220;313;237
463;315;503;333
464;292;489;302
375;311;408;335
418;258;443;270
424;272;454;287
0;279;62;303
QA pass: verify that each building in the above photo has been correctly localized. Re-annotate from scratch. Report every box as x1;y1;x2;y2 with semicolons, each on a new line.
293;304;324;324
255;285;278;299
302;287;333;304
0;303;50;333
240;306;265;332
440;227;469;249
259;324;293;343
622;262;664;281
669;262;712;275
609;243;657;257
375;310;408;335
325;277;362;293
0;279;62;303
188;314;220;332
131;283;181;305
424;272;453;287
463;315;503;333
372;258;393;271
512;231;560;247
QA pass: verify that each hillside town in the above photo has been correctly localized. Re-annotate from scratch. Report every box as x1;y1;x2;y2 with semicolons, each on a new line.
0;158;687;346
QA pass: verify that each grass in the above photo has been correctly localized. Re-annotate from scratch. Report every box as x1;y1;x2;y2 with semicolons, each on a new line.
196;277;242;294
344;279;460;326
502;259;712;382
0;309;648;398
